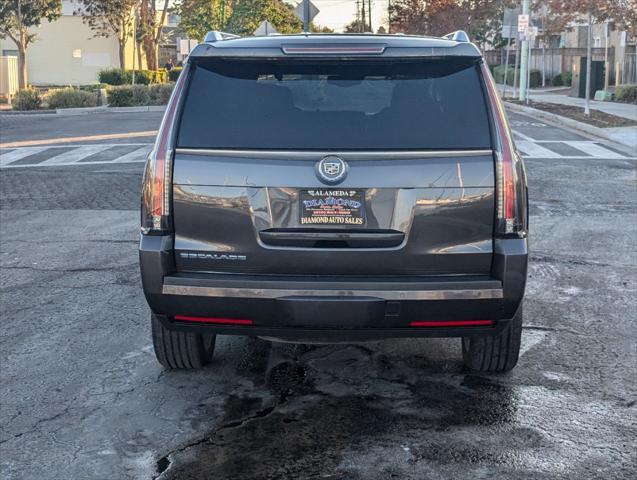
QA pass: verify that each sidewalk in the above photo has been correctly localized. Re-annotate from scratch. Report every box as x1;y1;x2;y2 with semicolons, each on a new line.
497;84;637;121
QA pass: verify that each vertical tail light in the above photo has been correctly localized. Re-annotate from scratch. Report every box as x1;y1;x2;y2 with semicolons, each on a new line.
480;63;527;237
141;66;189;235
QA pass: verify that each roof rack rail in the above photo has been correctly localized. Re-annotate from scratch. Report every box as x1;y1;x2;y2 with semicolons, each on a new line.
203;31;241;43
443;30;470;43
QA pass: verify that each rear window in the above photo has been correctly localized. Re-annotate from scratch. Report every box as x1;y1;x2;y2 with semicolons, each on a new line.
178;58;491;150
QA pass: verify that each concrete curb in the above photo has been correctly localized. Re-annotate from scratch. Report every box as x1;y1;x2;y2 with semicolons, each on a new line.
55;106;108;116
0;105;166;117
107;105;167;113
0;109;56;116
505;101;637;151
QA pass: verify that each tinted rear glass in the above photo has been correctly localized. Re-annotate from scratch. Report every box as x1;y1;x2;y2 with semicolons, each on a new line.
178;59;491;150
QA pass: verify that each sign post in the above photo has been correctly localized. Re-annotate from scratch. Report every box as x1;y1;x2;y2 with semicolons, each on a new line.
501;8;520;99
294;0;319;32
518;4;530;101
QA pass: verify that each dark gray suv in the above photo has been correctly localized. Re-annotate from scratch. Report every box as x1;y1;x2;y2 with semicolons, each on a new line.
140;32;528;372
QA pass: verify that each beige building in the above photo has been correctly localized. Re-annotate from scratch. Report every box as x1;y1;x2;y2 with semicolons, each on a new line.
0;1;139;86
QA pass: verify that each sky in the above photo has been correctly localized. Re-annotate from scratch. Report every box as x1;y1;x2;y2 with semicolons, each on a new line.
163;0;391;34
290;0;390;33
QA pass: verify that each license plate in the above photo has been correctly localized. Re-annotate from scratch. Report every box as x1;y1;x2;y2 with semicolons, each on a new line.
300;189;366;226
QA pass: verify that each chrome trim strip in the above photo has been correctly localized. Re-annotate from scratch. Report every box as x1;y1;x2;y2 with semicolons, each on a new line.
162;284;503;300
174;149;493;161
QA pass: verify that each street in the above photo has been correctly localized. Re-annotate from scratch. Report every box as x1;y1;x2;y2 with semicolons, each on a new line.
1;110;636;479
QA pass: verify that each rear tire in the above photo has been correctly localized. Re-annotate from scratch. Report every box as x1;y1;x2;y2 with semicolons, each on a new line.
151;314;216;369
461;305;523;373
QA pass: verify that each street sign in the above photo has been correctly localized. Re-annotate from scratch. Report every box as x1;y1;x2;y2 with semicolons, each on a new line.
517;14;529;33
294;1;319;24
502;8;520;39
254;20;278;36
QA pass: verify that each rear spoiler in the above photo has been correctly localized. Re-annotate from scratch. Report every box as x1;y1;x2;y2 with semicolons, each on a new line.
189;39;481;59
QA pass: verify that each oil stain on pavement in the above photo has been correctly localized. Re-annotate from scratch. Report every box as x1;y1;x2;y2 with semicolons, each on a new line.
155;337;636;480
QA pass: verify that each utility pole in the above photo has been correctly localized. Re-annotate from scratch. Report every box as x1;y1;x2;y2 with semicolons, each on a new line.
361;0;366;32
368;0;373;33
518;0;530;101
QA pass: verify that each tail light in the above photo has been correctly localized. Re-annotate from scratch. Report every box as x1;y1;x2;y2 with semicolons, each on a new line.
481;63;527;237
141;66;189;234
410;320;494;327
174;316;253;325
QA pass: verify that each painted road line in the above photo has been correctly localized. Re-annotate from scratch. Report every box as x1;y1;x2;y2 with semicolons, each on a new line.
563;141;626;159
38;144;115;166
0;130;157;148
112;145;152;163
0;146;48;166
516;141;562;158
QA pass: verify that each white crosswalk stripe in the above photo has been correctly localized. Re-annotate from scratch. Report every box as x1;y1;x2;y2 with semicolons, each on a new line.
111;145;152;163
0;146;48;167
562;141;627;159
0;138;633;168
516;141;562;158
38;144;114;166
0;143;151;168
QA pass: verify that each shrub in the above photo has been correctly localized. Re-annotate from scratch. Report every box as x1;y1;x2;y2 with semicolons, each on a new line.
529;69;542;88
13;88;42;111
106;85;150;107
99;68;131;85
563;71;573;86
493;66;542;88
78;83;108;92
98;68;167;85
551;73;564;86
493;65;518;86
615;84;637;104
168;67;183;82
149;83;174;105
45;88;97;109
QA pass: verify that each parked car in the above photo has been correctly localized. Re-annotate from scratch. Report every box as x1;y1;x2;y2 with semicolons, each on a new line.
140;31;528;372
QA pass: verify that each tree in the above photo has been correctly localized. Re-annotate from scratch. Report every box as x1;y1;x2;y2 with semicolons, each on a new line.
177;0;231;41
224;0;302;36
78;0;138;69
388;0;517;50
0;0;61;89
344;18;367;33
547;0;626;114
138;0;170;70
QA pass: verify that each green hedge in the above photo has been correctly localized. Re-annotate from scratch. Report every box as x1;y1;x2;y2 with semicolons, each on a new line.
563;71;572;86
615;84;637;104
78;83;108;92
13;89;42;111
551;73;564;86
45;88;97;109
98;68;168;85
168;67;183;82
107;83;174;107
493;65;542;88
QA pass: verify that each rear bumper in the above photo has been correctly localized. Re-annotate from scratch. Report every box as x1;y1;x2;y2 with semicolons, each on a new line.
140;236;527;340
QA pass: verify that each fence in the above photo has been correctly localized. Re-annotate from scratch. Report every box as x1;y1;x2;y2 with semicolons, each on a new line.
622;52;637;84
485;47;618;85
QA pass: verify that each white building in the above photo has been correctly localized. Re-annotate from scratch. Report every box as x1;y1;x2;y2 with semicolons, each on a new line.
0;1;138;86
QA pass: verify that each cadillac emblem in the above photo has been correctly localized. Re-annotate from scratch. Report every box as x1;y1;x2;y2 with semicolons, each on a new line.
315;156;348;185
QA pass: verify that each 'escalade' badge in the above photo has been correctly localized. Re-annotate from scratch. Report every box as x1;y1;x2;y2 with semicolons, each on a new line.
316;156;348;185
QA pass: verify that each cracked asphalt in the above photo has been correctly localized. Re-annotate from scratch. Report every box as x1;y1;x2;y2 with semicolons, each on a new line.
1;111;636;479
